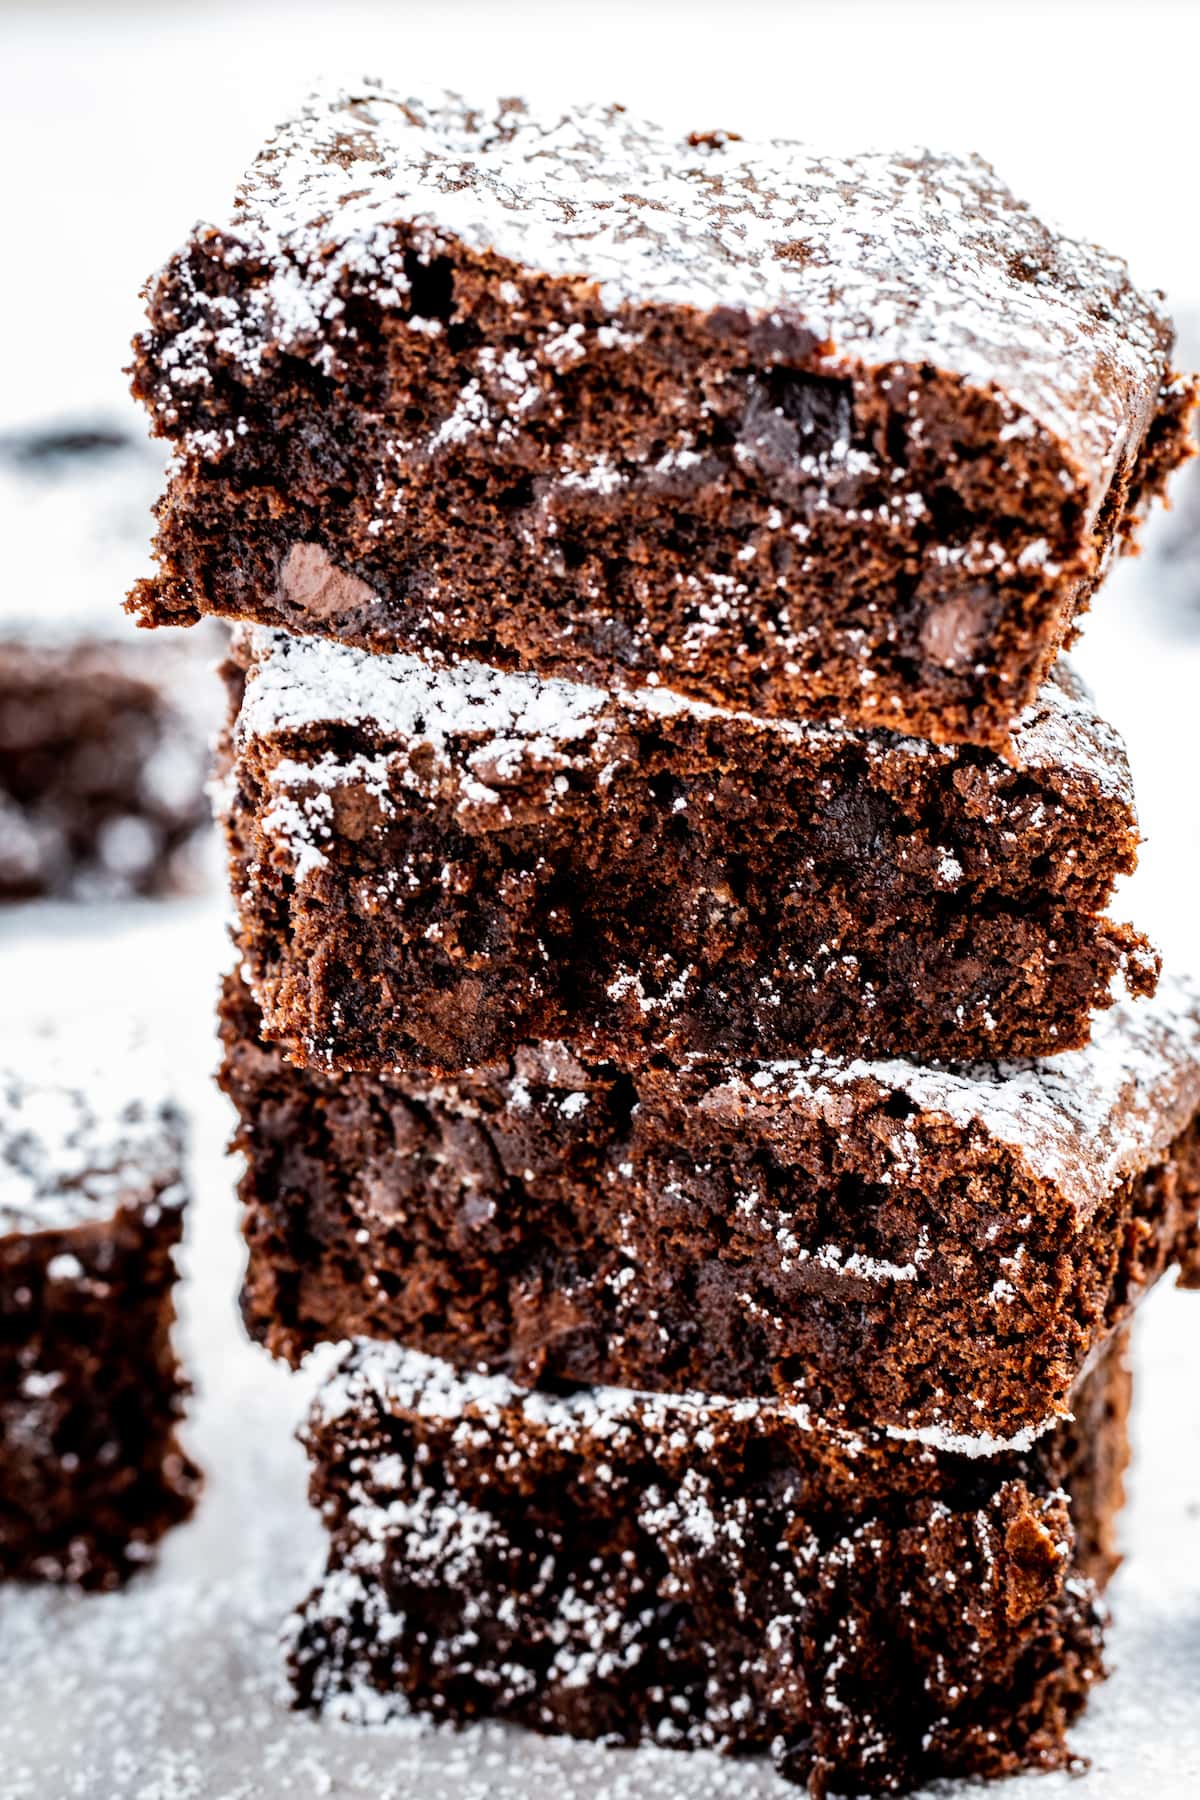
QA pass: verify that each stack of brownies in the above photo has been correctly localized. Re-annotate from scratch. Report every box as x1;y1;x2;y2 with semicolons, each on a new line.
129;88;1200;1795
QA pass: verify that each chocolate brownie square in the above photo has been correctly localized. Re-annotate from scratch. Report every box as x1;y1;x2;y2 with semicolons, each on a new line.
288;1332;1130;1796
0;1035;198;1586
222;968;1200;1442
129;86;1196;750
221;627;1156;1072
0;421;217;900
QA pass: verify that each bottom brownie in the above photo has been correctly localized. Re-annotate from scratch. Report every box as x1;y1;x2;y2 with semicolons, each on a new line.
0;1044;199;1586
289;1334;1129;1797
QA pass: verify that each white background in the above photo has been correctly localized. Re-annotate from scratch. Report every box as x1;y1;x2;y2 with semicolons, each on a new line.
1;4;1199;1795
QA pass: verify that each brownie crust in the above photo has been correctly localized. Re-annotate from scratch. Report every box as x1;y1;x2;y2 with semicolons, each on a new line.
289;1335;1129;1797
223;630;1156;1073
129;89;1196;751
222;970;1200;1441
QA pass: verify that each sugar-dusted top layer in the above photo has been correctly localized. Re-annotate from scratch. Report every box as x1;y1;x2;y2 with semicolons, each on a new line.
0;420;165;641
311;1340;1055;1461
0;1032;186;1236
197;84;1177;493
720;975;1200;1219
234;624;1133;807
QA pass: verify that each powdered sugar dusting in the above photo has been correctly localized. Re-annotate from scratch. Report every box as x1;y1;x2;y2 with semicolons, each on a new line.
155;85;1176;502
312;1341;1060;1461
0;1028;186;1236
234;626;1130;807
883;1418;1056;1459
727;975;1200;1218
235;626;618;764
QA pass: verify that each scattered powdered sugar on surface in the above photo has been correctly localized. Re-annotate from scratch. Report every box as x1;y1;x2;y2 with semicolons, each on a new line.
725;974;1200;1218
158;85;1175;499
0;1027;186;1236
235;625;1129;805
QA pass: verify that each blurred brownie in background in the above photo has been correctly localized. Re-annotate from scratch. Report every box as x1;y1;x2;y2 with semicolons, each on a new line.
0;1032;198;1587
0;421;219;901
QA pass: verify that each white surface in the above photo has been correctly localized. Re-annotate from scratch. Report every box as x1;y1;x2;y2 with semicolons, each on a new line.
1;3;1199;1793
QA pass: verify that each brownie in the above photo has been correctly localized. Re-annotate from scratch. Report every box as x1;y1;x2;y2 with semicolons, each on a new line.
0;1037;198;1586
221;626;1156;1073
1153;309;1200;598
129;86;1196;751
289;1333;1130;1798
222;968;1200;1442
0;420;217;901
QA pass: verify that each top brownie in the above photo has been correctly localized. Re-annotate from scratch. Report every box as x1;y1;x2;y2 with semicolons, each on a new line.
129;87;1196;750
